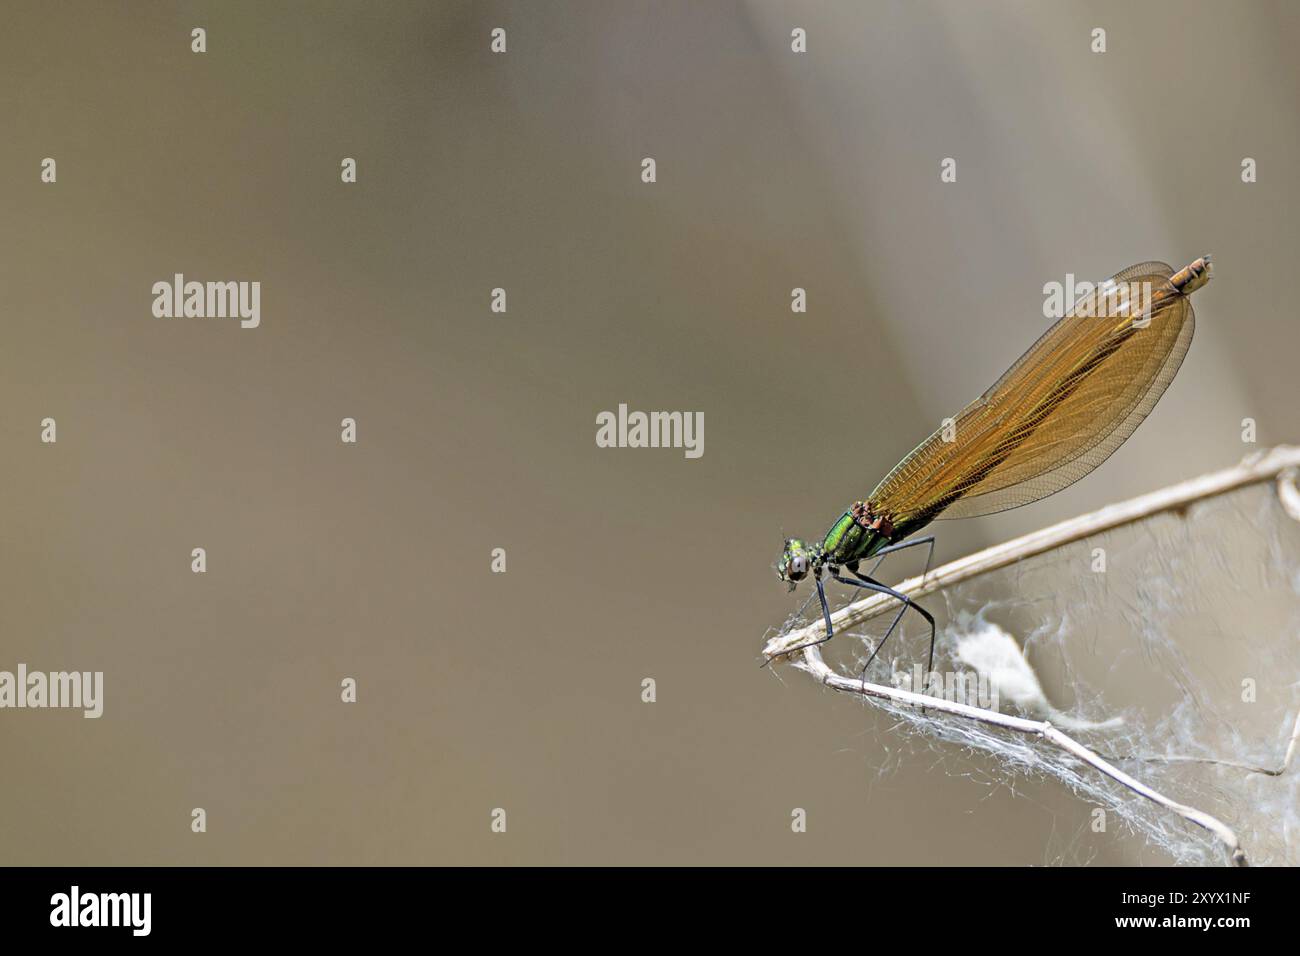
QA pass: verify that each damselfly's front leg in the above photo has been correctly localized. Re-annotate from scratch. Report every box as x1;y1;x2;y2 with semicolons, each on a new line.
767;537;936;667
764;576;838;664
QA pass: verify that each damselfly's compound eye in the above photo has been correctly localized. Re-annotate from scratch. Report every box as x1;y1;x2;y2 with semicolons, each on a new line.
777;538;812;585
788;554;808;579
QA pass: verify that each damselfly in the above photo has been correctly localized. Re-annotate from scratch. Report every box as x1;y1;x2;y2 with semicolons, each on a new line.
775;256;1213;680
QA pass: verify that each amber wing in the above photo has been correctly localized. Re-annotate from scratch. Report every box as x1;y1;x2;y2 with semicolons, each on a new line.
869;262;1196;523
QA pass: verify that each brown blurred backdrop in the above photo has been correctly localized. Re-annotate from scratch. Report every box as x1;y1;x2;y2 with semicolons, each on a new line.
1;0;1297;865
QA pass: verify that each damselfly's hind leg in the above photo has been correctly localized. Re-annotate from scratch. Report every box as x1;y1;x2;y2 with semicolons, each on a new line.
864;535;936;581
833;569;936;688
841;536;936;681
847;535;936;613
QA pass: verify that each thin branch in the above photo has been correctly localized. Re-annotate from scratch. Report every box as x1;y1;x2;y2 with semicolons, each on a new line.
1278;466;1300;523
793;644;1248;866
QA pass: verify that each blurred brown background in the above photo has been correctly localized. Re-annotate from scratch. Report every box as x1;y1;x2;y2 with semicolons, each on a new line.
1;0;1297;865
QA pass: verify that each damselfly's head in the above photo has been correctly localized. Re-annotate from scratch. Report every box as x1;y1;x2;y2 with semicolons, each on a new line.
776;538;820;591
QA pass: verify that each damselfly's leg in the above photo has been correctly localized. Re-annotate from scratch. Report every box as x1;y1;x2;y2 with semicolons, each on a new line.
832;570;936;686
844;536;938;608
864;535;936;581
